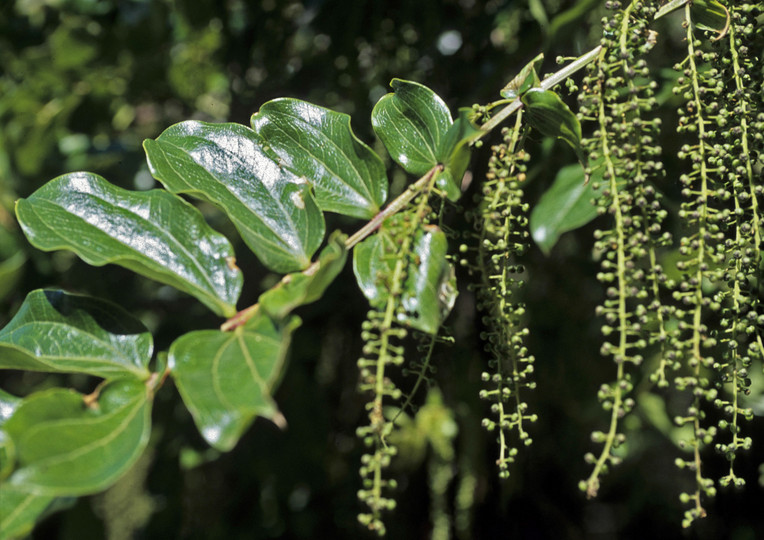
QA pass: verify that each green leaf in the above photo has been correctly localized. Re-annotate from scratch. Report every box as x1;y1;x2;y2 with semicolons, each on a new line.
0;289;152;379
0;429;15;479
401;226;457;334
0;485;56;540
259;231;348;320
654;0;689;20
251;99;388;219
352;230;395;306
372;79;452;176
436;107;483;202
0;388;22;426
691;0;729;35
529;162;605;254
144;121;325;273
521;89;586;166
653;0;729;34
0;390;19;477
353;222;457;334
500;53;543;100
16;173;242;317
168;314;300;451
3;379;152;496
432;169;463;204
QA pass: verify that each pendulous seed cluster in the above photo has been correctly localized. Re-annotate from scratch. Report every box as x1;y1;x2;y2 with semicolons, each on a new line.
464;118;536;478
576;0;672;498
669;2;763;526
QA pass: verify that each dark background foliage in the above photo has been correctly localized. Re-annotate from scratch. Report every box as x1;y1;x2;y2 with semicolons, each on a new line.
1;0;762;539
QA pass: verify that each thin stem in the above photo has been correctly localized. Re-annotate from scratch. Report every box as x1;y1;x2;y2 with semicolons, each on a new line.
391;334;437;425
345;165;443;251
683;3;711;522
480;45;602;134
584;45;629;497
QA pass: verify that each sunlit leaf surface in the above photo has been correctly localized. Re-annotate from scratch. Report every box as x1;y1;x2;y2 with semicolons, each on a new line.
16;173;242;317
169;314;300;451
0;289;152;379
372;79;452;176
144;121;325;273
252;99;388;219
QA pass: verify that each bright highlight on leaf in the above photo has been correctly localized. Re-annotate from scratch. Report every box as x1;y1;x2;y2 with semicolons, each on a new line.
0;289;153;379
168;313;300;451
3;379;151;496
144;121;325;273
251;99;388;219
373;79;479;201
15;173;242;317
372;79;452;176
0;388;22;426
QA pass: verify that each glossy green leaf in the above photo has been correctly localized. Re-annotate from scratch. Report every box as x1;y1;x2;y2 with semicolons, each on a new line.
353;222;457;334
400;226;457;334
521;89;586;166
259;231;347;320
3;379;152;496
436;107;483;201
144;121;325;273
0;486;56;540
352;229;396;307
432;169;463;204
0;289;152;379
16;173;242;317
500;53;543;100
529;162;605;254
251;99;388;219
0;429;15;479
169;314;300;451
372;79;452;176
